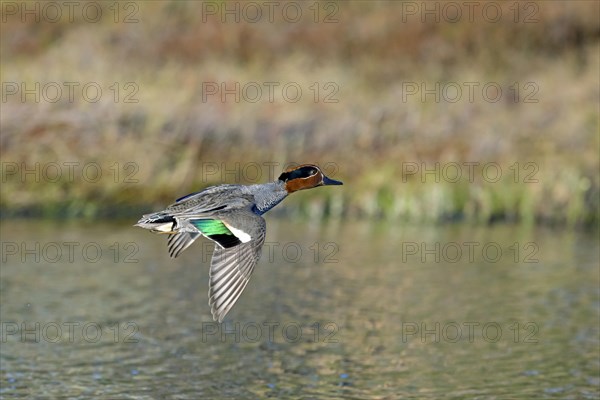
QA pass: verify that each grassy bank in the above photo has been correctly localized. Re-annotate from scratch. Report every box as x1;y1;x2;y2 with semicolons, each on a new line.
1;1;598;227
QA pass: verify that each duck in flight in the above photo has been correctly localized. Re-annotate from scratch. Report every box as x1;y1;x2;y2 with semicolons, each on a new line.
135;164;343;322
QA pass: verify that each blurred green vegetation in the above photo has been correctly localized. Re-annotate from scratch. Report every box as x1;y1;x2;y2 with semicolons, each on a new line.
1;1;598;227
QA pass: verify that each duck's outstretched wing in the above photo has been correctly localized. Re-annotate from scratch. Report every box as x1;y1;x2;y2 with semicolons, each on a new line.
208;211;266;322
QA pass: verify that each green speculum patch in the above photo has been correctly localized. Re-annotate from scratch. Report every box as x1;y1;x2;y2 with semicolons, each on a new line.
191;219;232;236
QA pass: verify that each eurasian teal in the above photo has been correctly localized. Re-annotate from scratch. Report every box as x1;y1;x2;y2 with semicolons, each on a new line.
136;164;343;322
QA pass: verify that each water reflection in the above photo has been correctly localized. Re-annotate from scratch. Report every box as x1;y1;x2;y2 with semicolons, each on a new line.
1;220;598;398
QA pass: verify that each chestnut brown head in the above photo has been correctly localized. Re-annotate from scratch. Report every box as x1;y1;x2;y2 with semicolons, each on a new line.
278;164;343;193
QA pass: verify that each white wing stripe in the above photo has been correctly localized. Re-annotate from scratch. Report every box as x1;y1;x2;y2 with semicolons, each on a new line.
223;222;252;243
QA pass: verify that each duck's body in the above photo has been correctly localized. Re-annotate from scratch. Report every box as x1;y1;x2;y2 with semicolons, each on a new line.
135;164;342;322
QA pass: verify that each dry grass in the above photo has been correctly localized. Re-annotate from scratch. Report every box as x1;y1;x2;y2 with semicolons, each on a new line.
1;1;598;226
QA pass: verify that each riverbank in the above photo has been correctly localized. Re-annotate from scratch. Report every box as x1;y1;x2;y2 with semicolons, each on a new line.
1;1;598;227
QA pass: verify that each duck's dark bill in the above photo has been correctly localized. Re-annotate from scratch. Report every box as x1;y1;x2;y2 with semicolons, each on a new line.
323;176;343;185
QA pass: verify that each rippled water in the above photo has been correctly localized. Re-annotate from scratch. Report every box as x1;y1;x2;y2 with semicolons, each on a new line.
1;219;598;399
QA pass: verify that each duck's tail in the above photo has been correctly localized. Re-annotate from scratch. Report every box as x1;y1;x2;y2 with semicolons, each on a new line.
134;212;177;234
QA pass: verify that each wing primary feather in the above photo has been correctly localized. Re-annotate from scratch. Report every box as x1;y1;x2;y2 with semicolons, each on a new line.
212;273;249;321
168;232;201;258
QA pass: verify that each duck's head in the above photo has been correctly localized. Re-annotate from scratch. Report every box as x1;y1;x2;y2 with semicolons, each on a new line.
278;164;343;193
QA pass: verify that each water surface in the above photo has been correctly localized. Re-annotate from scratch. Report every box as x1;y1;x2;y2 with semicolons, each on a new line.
1;220;598;398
